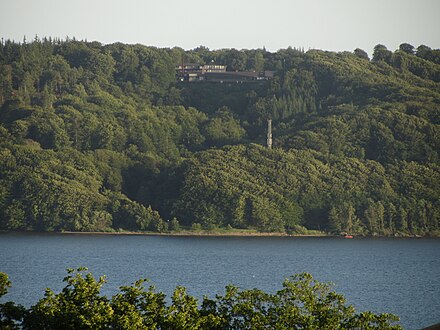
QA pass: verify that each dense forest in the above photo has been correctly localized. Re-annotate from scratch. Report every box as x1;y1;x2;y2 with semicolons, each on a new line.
0;37;439;236
0;269;401;329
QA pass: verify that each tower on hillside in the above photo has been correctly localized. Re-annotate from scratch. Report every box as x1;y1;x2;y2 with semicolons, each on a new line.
267;119;272;149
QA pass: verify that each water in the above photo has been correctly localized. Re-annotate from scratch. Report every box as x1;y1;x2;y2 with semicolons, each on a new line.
0;233;439;329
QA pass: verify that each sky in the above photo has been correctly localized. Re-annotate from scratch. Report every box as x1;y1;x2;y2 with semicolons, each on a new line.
1;0;439;54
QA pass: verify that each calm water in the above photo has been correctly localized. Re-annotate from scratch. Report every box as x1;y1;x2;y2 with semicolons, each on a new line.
0;233;439;329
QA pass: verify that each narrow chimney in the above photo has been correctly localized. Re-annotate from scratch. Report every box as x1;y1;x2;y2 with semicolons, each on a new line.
267;119;272;149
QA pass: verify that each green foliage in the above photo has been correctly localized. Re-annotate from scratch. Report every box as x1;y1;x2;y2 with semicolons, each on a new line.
354;48;369;60
203;107;246;147
170;144;439;235
0;272;10;298
170;217;181;231
24;267;113;329
0;269;397;329
0;272;26;329
191;223;203;232
0;39;439;236
110;278;166;329
373;44;393;63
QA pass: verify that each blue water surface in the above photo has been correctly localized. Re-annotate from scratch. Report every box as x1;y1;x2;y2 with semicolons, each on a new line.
0;233;439;329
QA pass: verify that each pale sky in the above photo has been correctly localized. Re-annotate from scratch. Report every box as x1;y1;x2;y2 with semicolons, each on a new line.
1;0;439;54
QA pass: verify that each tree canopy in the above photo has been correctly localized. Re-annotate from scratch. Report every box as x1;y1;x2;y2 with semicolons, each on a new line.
0;269;401;329
0;38;439;236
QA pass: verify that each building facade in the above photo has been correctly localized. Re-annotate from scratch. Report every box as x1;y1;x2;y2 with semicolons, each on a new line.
177;63;274;83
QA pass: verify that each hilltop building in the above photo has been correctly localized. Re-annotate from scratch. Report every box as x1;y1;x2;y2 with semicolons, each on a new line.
177;63;274;83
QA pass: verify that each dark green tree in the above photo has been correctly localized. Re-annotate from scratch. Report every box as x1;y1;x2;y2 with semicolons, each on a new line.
354;48;369;60
0;272;25;329
373;44;392;63
8;269;399;329
399;43;415;54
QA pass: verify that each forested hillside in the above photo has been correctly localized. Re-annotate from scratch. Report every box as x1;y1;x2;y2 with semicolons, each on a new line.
0;38;439;235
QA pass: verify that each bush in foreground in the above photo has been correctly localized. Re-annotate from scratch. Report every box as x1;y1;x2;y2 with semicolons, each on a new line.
1;268;401;329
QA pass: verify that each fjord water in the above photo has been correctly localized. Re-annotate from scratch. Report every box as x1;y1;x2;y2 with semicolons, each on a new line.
0;233;439;329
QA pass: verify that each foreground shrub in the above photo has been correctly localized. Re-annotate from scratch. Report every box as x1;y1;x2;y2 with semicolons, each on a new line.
0;269;401;329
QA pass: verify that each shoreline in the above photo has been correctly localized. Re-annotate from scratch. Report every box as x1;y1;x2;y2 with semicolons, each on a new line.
59;230;329;237
0;229;327;237
1;230;437;238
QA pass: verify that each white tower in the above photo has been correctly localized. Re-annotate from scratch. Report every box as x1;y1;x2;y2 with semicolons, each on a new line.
267;119;272;149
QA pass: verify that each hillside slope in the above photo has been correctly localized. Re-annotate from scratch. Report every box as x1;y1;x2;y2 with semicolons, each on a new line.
0;39;439;235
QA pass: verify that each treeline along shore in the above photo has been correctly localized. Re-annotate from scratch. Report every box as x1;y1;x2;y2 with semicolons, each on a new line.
0;38;439;236
22;230;327;237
